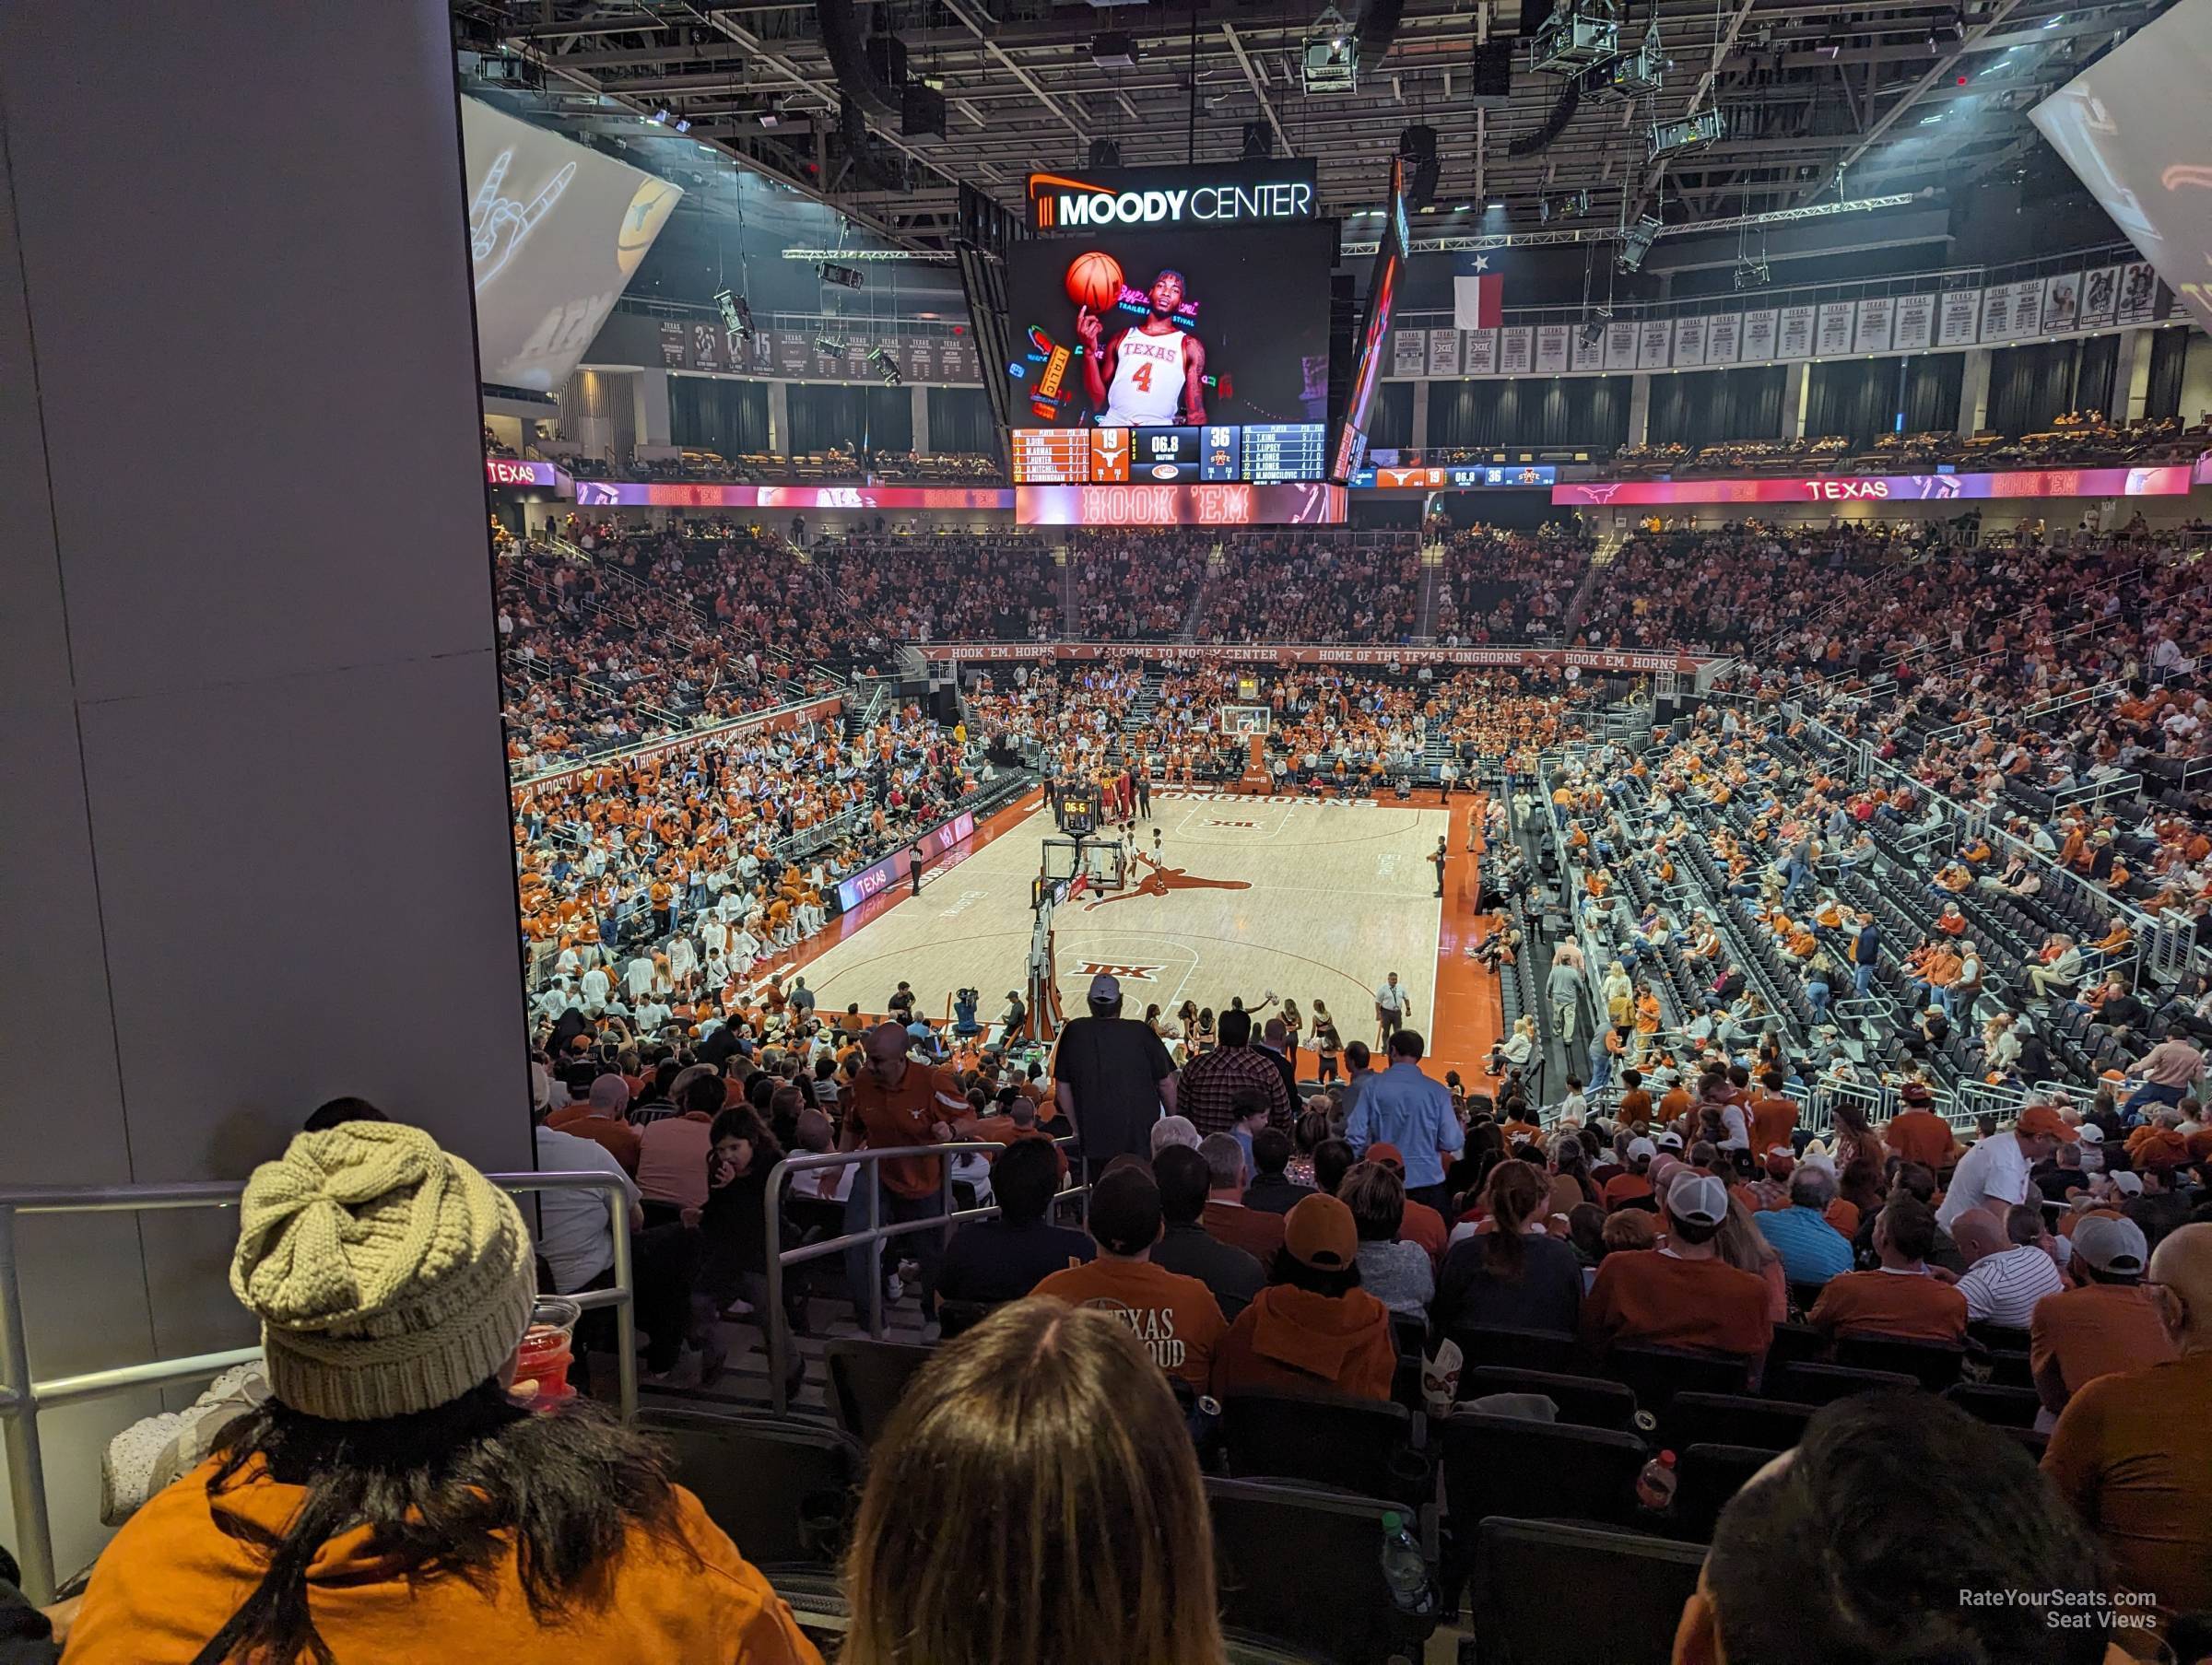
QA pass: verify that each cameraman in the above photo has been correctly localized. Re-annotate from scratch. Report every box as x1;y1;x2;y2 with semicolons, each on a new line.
953;988;982;1038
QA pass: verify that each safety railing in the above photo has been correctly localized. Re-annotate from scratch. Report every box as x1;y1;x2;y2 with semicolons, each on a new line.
0;1171;636;1604
759;1136;1090;1416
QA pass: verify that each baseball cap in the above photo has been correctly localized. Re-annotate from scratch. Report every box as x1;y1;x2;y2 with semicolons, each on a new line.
1900;1082;1933;1106
1626;1136;1657;1161
1665;1171;1730;1227
2071;1214;2148;1275
1283;1193;1359;1271
1368;1143;1406;1173
1087;973;1121;1004
2108;1171;2145;1197
2077;1123;2105;1143
2018;1105;2079;1142
1088;1167;1163;1255
1656;1130;1685;1151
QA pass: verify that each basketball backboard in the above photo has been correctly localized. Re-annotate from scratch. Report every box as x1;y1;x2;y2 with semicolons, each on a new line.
1218;705;1271;735
1041;837;1081;882
1082;839;1126;890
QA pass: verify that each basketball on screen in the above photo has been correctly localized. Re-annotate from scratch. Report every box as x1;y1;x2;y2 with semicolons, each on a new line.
1065;251;1124;312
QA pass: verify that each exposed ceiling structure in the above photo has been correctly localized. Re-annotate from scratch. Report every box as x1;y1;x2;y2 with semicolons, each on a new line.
453;0;2170;252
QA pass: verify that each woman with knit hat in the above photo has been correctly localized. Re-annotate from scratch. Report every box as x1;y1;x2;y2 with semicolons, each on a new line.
65;1121;819;1665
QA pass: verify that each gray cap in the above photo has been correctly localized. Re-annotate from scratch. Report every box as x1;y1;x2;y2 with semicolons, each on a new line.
2071;1214;2148;1274
1087;973;1121;1004
1665;1171;1730;1227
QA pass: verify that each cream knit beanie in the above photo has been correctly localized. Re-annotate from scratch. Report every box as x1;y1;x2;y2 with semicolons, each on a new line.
230;1122;535;1421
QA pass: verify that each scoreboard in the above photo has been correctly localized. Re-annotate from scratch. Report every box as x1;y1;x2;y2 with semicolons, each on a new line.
1010;422;1327;485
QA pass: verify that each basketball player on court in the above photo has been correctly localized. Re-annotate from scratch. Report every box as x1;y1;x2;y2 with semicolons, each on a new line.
1077;269;1207;427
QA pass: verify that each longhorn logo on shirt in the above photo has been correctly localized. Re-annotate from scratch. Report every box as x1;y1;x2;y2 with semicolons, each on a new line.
1082;853;1252;910
1075;961;1165;981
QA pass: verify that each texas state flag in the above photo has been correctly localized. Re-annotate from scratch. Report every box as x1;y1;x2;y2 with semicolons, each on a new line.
1453;257;1503;330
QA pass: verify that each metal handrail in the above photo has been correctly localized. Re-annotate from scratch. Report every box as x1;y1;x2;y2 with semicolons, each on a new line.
759;1136;1089;1415
0;1170;637;1603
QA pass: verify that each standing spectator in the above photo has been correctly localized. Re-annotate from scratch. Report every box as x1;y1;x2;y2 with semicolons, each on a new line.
1177;1007;1289;1137
2123;1026;2206;1114
1956;1204;2066;1329
1033;1168;1226;1395
1547;955;1583;1045
1365;1143;1448;1263
1215;1195;1398;1402
64;1124;820;1665
2030;1214;2173;1419
1343;1030;1464;1211
1936;1104;2073;1233
936;1135;1093;1306
1752;1167;1855;1288
1194;1133;1286;1265
1883;1082;1956;1172
1151;1144;1266;1321
1052;974;1179;1173
841;1023;969;1325
1373;972;1412;1047
1338;1162;1433;1317
841;1302;1225;1665
2043;1224;2212;1652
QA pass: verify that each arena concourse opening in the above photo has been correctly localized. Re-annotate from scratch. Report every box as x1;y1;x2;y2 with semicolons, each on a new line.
9;1;2212;1660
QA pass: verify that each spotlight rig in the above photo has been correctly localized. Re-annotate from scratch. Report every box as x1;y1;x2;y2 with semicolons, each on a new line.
1616;214;1661;273
1302;5;1358;93
1583;16;1665;100
1732;256;1771;291
866;345;903;387
1647;105;1724;163
1539;188;1593;223
1578;308;1611;349
817;261;865;290
1530;0;1620;75
713;288;753;340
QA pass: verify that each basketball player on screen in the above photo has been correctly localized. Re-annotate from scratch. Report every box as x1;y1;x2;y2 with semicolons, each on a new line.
1077;269;1207;427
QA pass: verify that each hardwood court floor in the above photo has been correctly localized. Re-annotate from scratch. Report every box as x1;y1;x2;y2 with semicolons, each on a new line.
794;792;1453;1055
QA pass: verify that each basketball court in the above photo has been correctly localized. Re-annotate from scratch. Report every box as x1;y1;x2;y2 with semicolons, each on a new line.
789;791;1456;1058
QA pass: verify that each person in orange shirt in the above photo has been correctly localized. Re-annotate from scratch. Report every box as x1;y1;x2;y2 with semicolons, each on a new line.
1214;1193;1398;1402
1806;1199;1969;1344
1746;1071;1798;1157
842;1023;971;1321
1883;1083;1958;1172
1033;1167;1226;1395
64;1125;820;1665
1581;1172;1773;1364
2030;1214;2174;1420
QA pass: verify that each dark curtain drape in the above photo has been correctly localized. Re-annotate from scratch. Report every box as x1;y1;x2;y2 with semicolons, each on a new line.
861;385;912;451
785;384;914;452
668;376;770;456
1805;358;1897;446
2073;334;2119;417
1646;366;1786;446
1900;353;1964;434
1987;342;2086;436
1427;376;1632;450
1370;381;1416;450
2145;327;2190;420
926;386;994;453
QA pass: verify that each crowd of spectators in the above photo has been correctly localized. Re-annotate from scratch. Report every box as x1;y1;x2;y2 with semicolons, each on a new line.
1184;534;1424;644
1430;526;1594;645
628;447;1005;486
1610;415;2204;479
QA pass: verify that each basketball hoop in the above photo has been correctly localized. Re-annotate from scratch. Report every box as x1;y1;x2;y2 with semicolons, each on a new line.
1066;874;1091;901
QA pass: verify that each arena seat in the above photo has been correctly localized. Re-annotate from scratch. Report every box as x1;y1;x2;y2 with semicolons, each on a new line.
1443;1325;1583;1376
1942;1381;2045;1428
1599;1343;1755;1408
637;1406;865;1568
1440;1412;1650;1538
823;1337;935;1448
1662;1391;1814;1454
1668;1443;1783;1543
1206;1477;1440;1665
1834;1334;1966;1391
1765;1362;1919;1405
1466;1518;1707;1665
1457;1366;1640;1430
1218;1390;1420;1501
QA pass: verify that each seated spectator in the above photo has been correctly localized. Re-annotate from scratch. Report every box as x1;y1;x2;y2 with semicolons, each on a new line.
1365;1143;1447;1263
1431;1159;1583;1336
1148;1114;1201;1159
1806;1199;1969;1343
1957;1203;2066;1329
1151;1144;1265;1321
1882;1082;1957;1171
1581;1172;1773;1362
1602;1137;1658;1211
936;1135;1092;1306
633;1071;723;1227
1682;1393;2112;1665
1752;1167;1855;1288
1194;1132;1286;1265
548;1073;643;1175
1338;1160;1433;1318
1033;1167;1224;1395
1241;1127;1315;1214
64;1123;820;1664
2030;1214;2173;1420
1215;1194;1397;1402
2043;1224;2212;1653
841;1300;1225;1665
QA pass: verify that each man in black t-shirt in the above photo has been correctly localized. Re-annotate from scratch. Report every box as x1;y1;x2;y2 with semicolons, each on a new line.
936;1137;1092;1304
1052;974;1179;1177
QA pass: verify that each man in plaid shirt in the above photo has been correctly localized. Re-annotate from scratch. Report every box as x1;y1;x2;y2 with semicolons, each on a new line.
1179;1007;1292;1136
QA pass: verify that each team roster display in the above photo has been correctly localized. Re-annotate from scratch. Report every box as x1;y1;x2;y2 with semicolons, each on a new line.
1010;422;1327;485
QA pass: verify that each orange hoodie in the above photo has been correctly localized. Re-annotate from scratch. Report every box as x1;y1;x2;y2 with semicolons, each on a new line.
65;1459;823;1665
1214;1284;1398;1402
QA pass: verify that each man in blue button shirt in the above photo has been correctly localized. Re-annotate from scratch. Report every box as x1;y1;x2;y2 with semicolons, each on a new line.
1753;1165;1855;1287
1344;1030;1465;1211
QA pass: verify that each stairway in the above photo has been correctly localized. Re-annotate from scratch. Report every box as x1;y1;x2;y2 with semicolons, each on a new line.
1412;546;1444;643
1122;666;1165;734
1557;537;1617;644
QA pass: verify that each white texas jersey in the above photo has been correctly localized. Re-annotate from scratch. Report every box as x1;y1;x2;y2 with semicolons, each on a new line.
1102;327;1186;426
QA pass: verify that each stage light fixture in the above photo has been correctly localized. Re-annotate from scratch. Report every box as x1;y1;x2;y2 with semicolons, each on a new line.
674;116;692;133
1303;5;1358;93
1617;214;1661;272
1647;105;1724;161
650;108;670;124
818;262;866;290
813;335;844;356
1531;0;1621;74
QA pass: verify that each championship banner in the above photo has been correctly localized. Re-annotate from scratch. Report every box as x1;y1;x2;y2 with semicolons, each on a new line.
1637;319;1672;369
1893;293;1936;352
1938;287;1981;346
1817;302;1855;357
912;640;1709;673
1741;308;1779;362
1427;326;1464;377
1535;323;1572;374
1500;325;1535;375
1392;327;1429;377
1705;312;1741;365
1554;465;2194;506
1606;319;1640;370
1778;305;1816;359
1465;328;1500;375
1853;297;1895;355
1673;314;1707;368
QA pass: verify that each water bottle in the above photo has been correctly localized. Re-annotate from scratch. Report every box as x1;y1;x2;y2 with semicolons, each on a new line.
1636;1449;1679;1513
1379;1509;1431;1615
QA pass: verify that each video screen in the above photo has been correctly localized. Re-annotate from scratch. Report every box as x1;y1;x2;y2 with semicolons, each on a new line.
1005;222;1334;432
1011;420;1328;484
1331;157;1409;484
460;98;682;392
